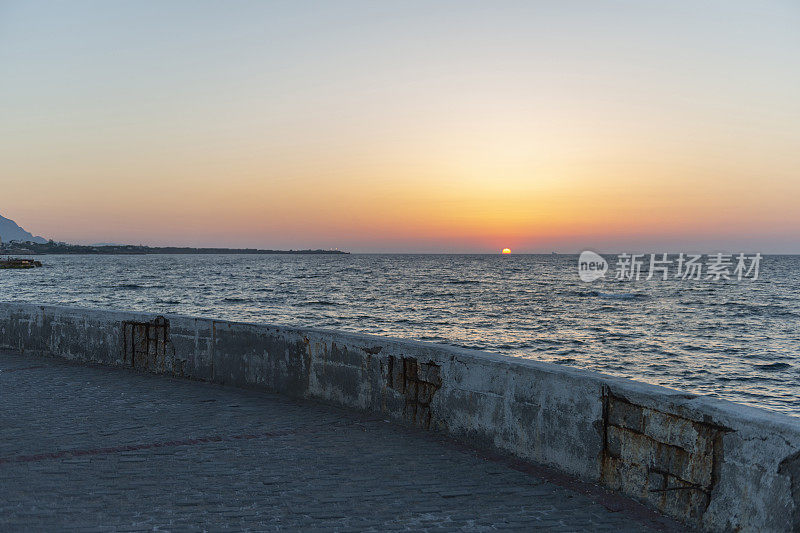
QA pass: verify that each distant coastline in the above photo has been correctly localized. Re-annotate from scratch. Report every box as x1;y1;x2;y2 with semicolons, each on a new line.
0;241;348;255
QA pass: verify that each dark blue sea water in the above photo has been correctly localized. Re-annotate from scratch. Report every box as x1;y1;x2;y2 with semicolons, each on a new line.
2;254;798;416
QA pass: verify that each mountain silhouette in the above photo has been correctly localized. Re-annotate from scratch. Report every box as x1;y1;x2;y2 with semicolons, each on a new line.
0;214;47;244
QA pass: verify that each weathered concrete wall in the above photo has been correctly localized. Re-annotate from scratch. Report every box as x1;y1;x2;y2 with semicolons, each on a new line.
1;302;798;532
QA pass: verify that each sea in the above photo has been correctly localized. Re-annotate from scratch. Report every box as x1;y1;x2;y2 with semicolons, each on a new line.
1;254;798;416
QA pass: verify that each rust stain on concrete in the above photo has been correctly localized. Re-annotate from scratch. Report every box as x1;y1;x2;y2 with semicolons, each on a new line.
600;388;730;524
386;355;442;429
121;317;179;375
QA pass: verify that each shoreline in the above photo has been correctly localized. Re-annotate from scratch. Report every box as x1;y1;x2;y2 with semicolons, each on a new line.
0;246;348;256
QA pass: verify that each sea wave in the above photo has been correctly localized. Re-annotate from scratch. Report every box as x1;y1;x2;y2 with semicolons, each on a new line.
2;253;798;416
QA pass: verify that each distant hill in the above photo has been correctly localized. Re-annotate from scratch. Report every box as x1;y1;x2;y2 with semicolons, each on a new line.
0;214;47;244
0;214;347;254
2;241;348;255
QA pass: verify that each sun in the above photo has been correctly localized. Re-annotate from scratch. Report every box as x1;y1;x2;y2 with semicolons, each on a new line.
501;248;511;254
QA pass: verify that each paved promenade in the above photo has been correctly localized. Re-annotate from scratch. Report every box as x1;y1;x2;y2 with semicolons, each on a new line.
0;350;679;532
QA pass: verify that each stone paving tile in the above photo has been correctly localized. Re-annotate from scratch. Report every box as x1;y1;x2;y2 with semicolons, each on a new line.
0;350;679;531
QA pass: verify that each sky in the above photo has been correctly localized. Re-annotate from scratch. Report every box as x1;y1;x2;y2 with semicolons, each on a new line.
1;1;798;253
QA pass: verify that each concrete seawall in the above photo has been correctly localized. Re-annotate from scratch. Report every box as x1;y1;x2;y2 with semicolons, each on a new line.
1;302;798;531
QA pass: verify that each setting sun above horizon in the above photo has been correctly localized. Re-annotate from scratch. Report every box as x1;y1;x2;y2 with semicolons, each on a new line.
502;248;512;254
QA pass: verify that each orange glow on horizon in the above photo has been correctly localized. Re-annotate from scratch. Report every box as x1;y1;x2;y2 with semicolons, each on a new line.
1;3;798;252
502;248;512;254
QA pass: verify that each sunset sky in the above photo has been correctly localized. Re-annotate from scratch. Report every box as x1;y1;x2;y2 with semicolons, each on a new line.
1;1;798;252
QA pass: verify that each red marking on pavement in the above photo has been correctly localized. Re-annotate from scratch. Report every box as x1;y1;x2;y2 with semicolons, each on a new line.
0;423;343;465
0;365;46;373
